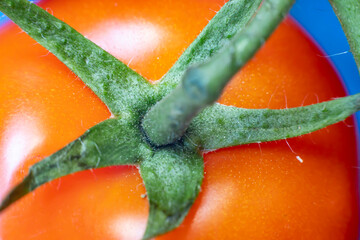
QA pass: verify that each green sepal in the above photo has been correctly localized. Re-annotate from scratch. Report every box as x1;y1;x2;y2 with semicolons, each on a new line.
329;0;360;72
0;118;152;212
187;94;360;150
157;0;263;95
140;147;204;239
0;0;155;116
143;0;295;146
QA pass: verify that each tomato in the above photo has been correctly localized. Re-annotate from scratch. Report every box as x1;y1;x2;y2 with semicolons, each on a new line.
0;0;358;239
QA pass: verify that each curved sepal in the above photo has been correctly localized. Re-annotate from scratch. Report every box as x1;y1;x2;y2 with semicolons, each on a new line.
0;118;151;212
140;147;204;239
187;94;360;150
0;0;155;115
330;0;360;71
158;0;263;94
143;0;295;146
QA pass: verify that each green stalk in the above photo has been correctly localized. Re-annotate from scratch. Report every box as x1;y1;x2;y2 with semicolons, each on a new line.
329;0;360;73
141;0;295;147
158;0;263;94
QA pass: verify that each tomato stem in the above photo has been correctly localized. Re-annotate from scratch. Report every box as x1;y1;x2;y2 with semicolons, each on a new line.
141;0;295;147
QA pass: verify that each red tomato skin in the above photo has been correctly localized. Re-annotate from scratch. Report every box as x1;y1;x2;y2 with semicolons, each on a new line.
0;0;358;239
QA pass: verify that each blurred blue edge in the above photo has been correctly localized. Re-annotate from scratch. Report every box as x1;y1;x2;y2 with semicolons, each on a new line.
0;2;359;149
290;0;360;132
290;0;360;235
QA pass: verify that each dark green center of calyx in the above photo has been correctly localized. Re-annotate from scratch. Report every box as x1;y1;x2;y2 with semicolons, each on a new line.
0;0;360;239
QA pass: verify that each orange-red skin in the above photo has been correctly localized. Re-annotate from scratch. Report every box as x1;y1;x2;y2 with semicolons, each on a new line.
0;0;358;239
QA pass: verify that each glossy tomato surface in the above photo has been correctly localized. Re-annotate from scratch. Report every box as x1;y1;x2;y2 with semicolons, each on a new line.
0;0;358;239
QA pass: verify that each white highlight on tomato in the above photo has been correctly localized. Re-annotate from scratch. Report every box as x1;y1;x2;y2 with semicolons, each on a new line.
1;114;44;189
110;215;146;239
86;20;163;65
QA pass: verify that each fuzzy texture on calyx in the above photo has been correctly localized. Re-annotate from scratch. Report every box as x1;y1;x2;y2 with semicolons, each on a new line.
0;118;152;212
187;94;360;150
0;0;156;117
140;147;203;239
141;0;295;146
0;0;360;239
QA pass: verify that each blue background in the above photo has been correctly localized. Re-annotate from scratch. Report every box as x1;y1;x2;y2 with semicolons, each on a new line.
0;0;359;133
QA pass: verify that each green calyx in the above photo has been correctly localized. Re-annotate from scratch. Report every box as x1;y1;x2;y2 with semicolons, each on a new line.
140;147;204;239
187;95;360;150
0;118;152;212
142;0;295;146
1;0;360;239
329;0;360;73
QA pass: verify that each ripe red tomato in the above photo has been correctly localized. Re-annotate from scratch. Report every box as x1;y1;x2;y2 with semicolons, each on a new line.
0;0;358;239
